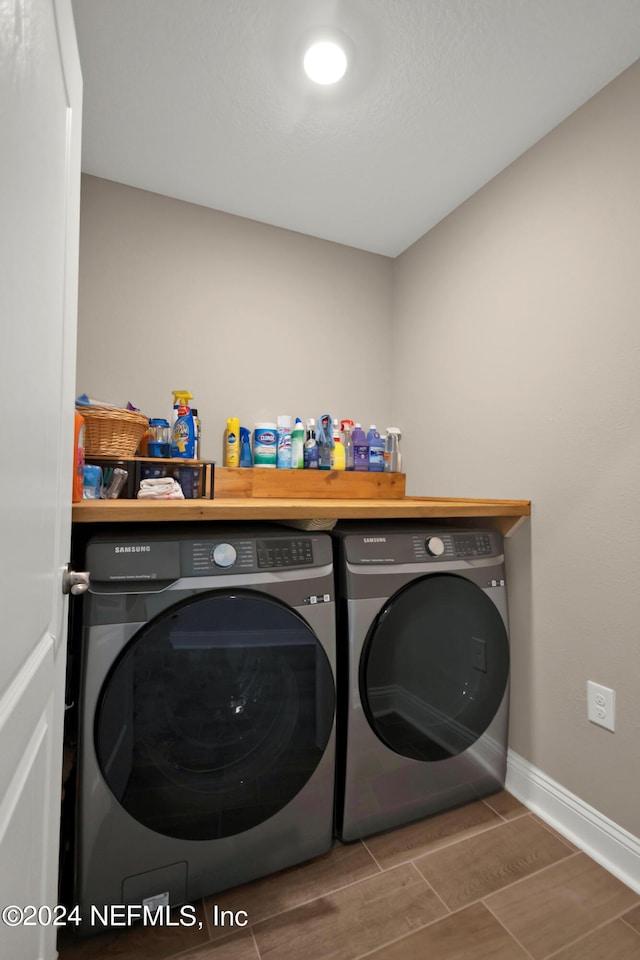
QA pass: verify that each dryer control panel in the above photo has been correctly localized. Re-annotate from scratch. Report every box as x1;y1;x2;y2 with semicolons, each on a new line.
412;532;494;561
344;530;501;565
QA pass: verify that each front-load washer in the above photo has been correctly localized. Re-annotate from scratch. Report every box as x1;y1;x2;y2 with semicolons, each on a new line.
75;524;336;924
333;522;510;842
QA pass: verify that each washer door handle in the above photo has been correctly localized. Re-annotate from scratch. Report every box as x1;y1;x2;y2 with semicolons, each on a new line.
62;565;90;596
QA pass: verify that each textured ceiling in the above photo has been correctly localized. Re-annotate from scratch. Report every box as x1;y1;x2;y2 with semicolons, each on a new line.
71;0;640;256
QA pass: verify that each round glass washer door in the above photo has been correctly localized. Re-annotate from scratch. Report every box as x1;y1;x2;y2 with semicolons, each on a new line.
95;590;335;841
360;573;509;762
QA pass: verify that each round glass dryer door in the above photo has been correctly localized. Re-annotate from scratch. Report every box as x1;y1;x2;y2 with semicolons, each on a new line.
360;573;508;762
95;590;335;841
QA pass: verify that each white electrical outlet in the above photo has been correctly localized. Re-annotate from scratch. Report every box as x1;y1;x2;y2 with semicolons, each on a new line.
587;681;616;732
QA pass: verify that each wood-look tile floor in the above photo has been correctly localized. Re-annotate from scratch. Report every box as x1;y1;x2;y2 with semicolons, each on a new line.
57;792;640;960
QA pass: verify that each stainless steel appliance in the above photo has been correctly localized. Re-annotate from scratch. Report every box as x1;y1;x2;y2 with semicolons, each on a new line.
75;524;336;926
333;522;510;841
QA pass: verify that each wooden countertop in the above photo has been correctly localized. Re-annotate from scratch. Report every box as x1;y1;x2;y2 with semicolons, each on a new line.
72;496;530;537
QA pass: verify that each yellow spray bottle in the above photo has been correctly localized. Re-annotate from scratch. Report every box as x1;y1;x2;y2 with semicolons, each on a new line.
171;390;193;428
224;417;241;467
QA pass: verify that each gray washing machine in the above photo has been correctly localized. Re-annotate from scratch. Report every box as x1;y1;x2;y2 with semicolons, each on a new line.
333;523;510;842
75;524;335;925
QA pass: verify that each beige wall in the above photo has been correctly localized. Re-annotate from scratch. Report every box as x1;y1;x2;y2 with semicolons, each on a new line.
394;61;640;835
76;177;393;458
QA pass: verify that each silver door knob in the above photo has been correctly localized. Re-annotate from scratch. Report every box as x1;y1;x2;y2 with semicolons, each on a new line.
62;566;90;596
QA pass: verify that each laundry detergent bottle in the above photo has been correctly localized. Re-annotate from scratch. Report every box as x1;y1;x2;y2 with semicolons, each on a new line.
367;425;384;472
352;423;369;472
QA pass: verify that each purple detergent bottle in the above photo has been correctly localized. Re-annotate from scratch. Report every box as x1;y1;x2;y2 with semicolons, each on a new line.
352;423;369;472
367;425;384;472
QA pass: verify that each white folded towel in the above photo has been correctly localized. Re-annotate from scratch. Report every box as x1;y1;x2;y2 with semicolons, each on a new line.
137;477;185;499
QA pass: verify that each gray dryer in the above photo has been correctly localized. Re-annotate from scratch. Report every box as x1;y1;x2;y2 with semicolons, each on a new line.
333;523;510;841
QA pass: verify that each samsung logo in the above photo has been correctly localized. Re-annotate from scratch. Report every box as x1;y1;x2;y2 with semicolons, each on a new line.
363;537;386;543
114;546;151;554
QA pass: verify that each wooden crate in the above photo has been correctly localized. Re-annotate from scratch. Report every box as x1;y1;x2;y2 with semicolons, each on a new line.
215;467;406;499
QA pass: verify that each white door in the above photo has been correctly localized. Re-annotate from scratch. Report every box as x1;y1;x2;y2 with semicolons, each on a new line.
0;0;82;957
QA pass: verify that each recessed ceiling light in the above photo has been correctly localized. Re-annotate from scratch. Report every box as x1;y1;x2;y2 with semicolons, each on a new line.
303;40;348;85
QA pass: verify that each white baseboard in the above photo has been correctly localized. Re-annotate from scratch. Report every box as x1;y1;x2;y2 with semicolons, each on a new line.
506;749;640;894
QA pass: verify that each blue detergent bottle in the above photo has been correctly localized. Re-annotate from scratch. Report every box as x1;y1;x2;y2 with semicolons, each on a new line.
367;425;385;472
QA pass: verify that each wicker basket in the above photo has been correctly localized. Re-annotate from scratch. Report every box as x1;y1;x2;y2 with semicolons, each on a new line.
79;406;149;457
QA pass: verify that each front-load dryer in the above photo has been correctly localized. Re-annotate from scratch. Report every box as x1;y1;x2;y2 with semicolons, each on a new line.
75;524;336;924
333;522;510;842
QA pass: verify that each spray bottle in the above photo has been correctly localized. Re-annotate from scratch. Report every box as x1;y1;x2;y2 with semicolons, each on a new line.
171;405;196;458
239;427;253;467
171;390;193;427
340;419;355;470
317;414;334;470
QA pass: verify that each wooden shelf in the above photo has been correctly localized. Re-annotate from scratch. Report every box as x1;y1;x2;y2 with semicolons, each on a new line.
71;494;530;537
214;466;406;499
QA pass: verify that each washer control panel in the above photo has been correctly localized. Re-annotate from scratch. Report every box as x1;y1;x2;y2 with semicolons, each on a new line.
182;536;317;575
452;533;494;558
257;537;314;568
